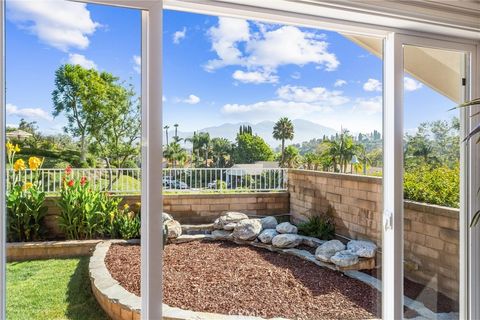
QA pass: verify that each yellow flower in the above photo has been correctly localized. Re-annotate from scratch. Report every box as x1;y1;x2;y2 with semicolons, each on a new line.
22;182;33;191
6;141;14;153
14;144;20;152
28;157;42;171
13;159;26;172
123;203;130;210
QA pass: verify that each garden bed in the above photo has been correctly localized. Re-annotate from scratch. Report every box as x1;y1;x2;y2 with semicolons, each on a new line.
106;241;381;320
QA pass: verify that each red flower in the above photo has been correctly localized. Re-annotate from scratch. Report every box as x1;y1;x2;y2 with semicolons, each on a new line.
65;165;72;175
68;179;75;187
80;176;87;186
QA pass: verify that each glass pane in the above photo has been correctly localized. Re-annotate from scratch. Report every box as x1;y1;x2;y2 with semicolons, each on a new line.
5;1;141;319
403;45;465;319
163;9;384;319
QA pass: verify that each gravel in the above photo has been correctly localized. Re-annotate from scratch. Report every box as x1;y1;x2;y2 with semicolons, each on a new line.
105;241;381;319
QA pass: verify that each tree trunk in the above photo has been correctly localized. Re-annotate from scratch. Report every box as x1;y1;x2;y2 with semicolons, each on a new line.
80;134;87;164
281;139;285;167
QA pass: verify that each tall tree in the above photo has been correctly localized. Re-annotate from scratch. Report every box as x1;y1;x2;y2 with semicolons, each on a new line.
273;117;294;167
233;132;273;164
52;64;105;163
164;125;170;145
164;141;187;168
211;137;233;168
174;124;179;140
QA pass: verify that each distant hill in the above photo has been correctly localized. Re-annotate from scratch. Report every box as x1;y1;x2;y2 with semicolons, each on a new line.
166;119;337;149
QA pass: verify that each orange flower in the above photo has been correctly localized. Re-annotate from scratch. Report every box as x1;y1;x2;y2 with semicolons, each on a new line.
22;182;33;191
65;165;72;175
13;159;26;172
67;179;75;187
28;157;42;171
80;176;87;186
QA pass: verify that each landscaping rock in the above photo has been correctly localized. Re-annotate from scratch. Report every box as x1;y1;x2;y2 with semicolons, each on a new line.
272;234;302;248
232;219;262;241
165;219;182;239
276;222;298;234
223;222;237;231
347;240;377;258
213;212;249;229
315;240;345;262
330;250;359;267
162;212;173;222
299;235;326;248
258;229;279;244
211;230;233;241
260;216;278;229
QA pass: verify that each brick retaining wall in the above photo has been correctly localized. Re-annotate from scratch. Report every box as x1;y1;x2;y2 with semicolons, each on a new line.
288;169;459;301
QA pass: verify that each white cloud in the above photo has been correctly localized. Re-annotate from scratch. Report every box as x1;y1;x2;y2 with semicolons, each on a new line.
334;79;347;87
290;72;301;80
6;103;52;121
7;1;99;51
232;70;278;84
133;55;141;74
205;17;339;83
363;78;382;92
353;96;382;115
404;76;423;91
276;85;349;105
173;27;187;44
182;94;200;105
68;53;97;69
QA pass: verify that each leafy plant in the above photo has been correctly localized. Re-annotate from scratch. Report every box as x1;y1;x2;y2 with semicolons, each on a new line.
107;203;140;240
6;142;47;242
298;207;335;240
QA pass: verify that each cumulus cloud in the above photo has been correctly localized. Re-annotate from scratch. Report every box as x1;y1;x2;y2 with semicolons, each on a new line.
404;76;423;91
6;103;53;121
205;17;339;84
276;85;349;105
133;55;141;74
173;27;187;44
68;53;97;69
334;79;347;87
353;96;382;115
363;78;382;92
232;70;278;84
7;1;99;51
182;95;200;105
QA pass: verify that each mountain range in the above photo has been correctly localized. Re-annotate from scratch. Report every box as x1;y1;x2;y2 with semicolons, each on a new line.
165;119;337;149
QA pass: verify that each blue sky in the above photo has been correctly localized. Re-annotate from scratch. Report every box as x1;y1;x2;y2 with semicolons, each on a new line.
6;1;457;137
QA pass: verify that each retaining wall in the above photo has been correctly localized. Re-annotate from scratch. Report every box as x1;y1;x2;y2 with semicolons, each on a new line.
288;169;459;301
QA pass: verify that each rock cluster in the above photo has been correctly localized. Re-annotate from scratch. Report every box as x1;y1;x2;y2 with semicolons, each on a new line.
163;212;182;239
315;239;377;267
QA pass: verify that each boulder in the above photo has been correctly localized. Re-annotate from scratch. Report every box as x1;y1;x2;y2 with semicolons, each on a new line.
162;212;173;222
272;234;302;248
223;222;237;231
232;219;262;241
298;235;326;248
315;239;345;262
347;240;377;258
165;219;182;239
276;222;298;234
213;212;249;229
330;250;359;267
260;216;278;229
258;229;279;244
212;230;233;241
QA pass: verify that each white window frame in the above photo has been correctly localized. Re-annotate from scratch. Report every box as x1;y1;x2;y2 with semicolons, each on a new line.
0;1;478;319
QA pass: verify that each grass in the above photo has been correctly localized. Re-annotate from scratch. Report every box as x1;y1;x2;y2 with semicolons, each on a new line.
7;257;108;320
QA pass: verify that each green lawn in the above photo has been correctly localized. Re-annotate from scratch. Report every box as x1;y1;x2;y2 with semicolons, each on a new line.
7;258;108;320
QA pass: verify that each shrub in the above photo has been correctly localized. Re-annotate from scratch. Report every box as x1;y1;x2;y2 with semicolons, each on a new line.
298;207;335;240
6;142;48;242
404;164;459;208
107;203;141;240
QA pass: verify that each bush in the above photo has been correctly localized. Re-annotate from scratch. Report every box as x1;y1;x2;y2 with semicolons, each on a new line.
298;207;335;240
107;203;141;240
404;164;459;208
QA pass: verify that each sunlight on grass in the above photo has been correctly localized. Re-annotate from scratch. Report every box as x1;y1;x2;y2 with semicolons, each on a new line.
7;258;108;320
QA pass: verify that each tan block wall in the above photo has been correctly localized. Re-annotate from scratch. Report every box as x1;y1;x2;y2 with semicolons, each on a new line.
288;169;460;301
43;192;289;238
7;240;101;261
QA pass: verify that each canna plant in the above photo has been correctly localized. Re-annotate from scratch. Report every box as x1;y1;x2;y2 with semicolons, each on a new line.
6;142;47;242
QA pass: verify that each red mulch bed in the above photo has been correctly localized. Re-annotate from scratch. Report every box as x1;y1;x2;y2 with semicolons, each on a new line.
105;241;382;319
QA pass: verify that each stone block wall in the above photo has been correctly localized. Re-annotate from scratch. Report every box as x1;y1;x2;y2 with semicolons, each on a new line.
288;169;460;301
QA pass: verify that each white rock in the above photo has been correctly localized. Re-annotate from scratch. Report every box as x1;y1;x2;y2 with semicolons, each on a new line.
165;219;182;239
223;222;237;231
330;250;359;267
276;222;298;234
213;212;249;229
162;212;173;222
211;230;233;240
315;240;345;262
258;229;279;244
260;216;278;229
232;219;262;241
347;240;377;258
272;234;302;248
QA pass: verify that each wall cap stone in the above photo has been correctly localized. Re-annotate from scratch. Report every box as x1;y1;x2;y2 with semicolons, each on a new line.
289;169;382;184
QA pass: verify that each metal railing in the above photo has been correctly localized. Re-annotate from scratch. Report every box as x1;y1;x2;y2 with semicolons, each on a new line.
6;167;288;194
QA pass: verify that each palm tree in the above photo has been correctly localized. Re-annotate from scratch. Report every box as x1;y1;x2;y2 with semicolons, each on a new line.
185;131;211;167
273;117;294;167
164;125;170;145
211;137;232;168
164;141;187;168
174;123;179;140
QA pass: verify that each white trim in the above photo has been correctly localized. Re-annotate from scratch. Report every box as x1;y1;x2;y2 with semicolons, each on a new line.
0;0;5;318
383;32;404;320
